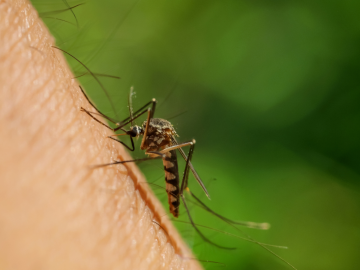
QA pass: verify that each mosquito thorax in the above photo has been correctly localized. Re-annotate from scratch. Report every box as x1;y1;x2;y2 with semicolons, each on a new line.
142;118;178;137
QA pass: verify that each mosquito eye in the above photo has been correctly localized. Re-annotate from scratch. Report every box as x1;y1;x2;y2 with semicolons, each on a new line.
126;127;137;137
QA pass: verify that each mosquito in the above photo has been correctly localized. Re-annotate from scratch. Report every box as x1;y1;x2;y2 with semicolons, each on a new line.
79;86;239;250
53;48;210;219
51;45;297;268
80;86;210;221
78;86;300;268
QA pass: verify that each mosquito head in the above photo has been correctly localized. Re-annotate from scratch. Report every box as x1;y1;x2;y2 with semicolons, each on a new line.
127;125;143;138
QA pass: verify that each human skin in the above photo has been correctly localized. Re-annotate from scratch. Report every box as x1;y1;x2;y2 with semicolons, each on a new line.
0;0;202;269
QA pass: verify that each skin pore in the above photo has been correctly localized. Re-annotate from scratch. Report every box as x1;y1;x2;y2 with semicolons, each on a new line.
0;0;202;269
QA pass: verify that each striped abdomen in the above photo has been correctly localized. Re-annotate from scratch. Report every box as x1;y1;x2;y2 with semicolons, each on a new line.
162;150;180;217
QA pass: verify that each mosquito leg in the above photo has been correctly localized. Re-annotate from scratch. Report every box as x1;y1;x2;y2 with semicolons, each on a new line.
80;82;155;132
186;189;270;230
150;98;156;119
158;140;195;216
180;142;194;195
158;140;195;154
157;138;211;199
96;106;153;152
140;108;152;149
172;137;210;199
80;84;156;151
180;195;235;250
128;87;136;126
90;155;164;169
84;110;120;124
108;136;135;152
144;151;167;158
179;143;235;250
81;104;136;151
160;138;210;199
119;98;156;125
80;107;116;131
79;85;121;126
127;87;157;126
114;107;151;131
79;85;103;115
81;98;150;132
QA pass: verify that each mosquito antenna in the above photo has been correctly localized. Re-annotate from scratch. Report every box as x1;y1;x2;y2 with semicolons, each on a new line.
52;47;120;119
128;86;135;126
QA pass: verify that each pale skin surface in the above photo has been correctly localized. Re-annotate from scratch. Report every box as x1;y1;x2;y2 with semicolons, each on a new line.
0;0;203;269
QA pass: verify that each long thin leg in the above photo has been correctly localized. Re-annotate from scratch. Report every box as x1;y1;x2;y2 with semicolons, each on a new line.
120;98;157;125
83;105;150;132
158;140;195;154
114;107;150;131
180;141;194;194
92;150;296;269
81;107;119;131
80;85;156;131
183;183;297;269
79;85;123;128
186;190;270;230
82;107;136;151
80;85;155;150
155;137;210;199
140;108;152;150
82;110;119;125
179;143;235;250
171;136;210;199
79;86;117;122
150;98;156;119
91;155;164;169
108;136;135;152
127;87;157;126
53;47;119;119
181;195;235;250
128;87;135;126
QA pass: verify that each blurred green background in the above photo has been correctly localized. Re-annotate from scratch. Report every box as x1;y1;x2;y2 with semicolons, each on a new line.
32;0;360;269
